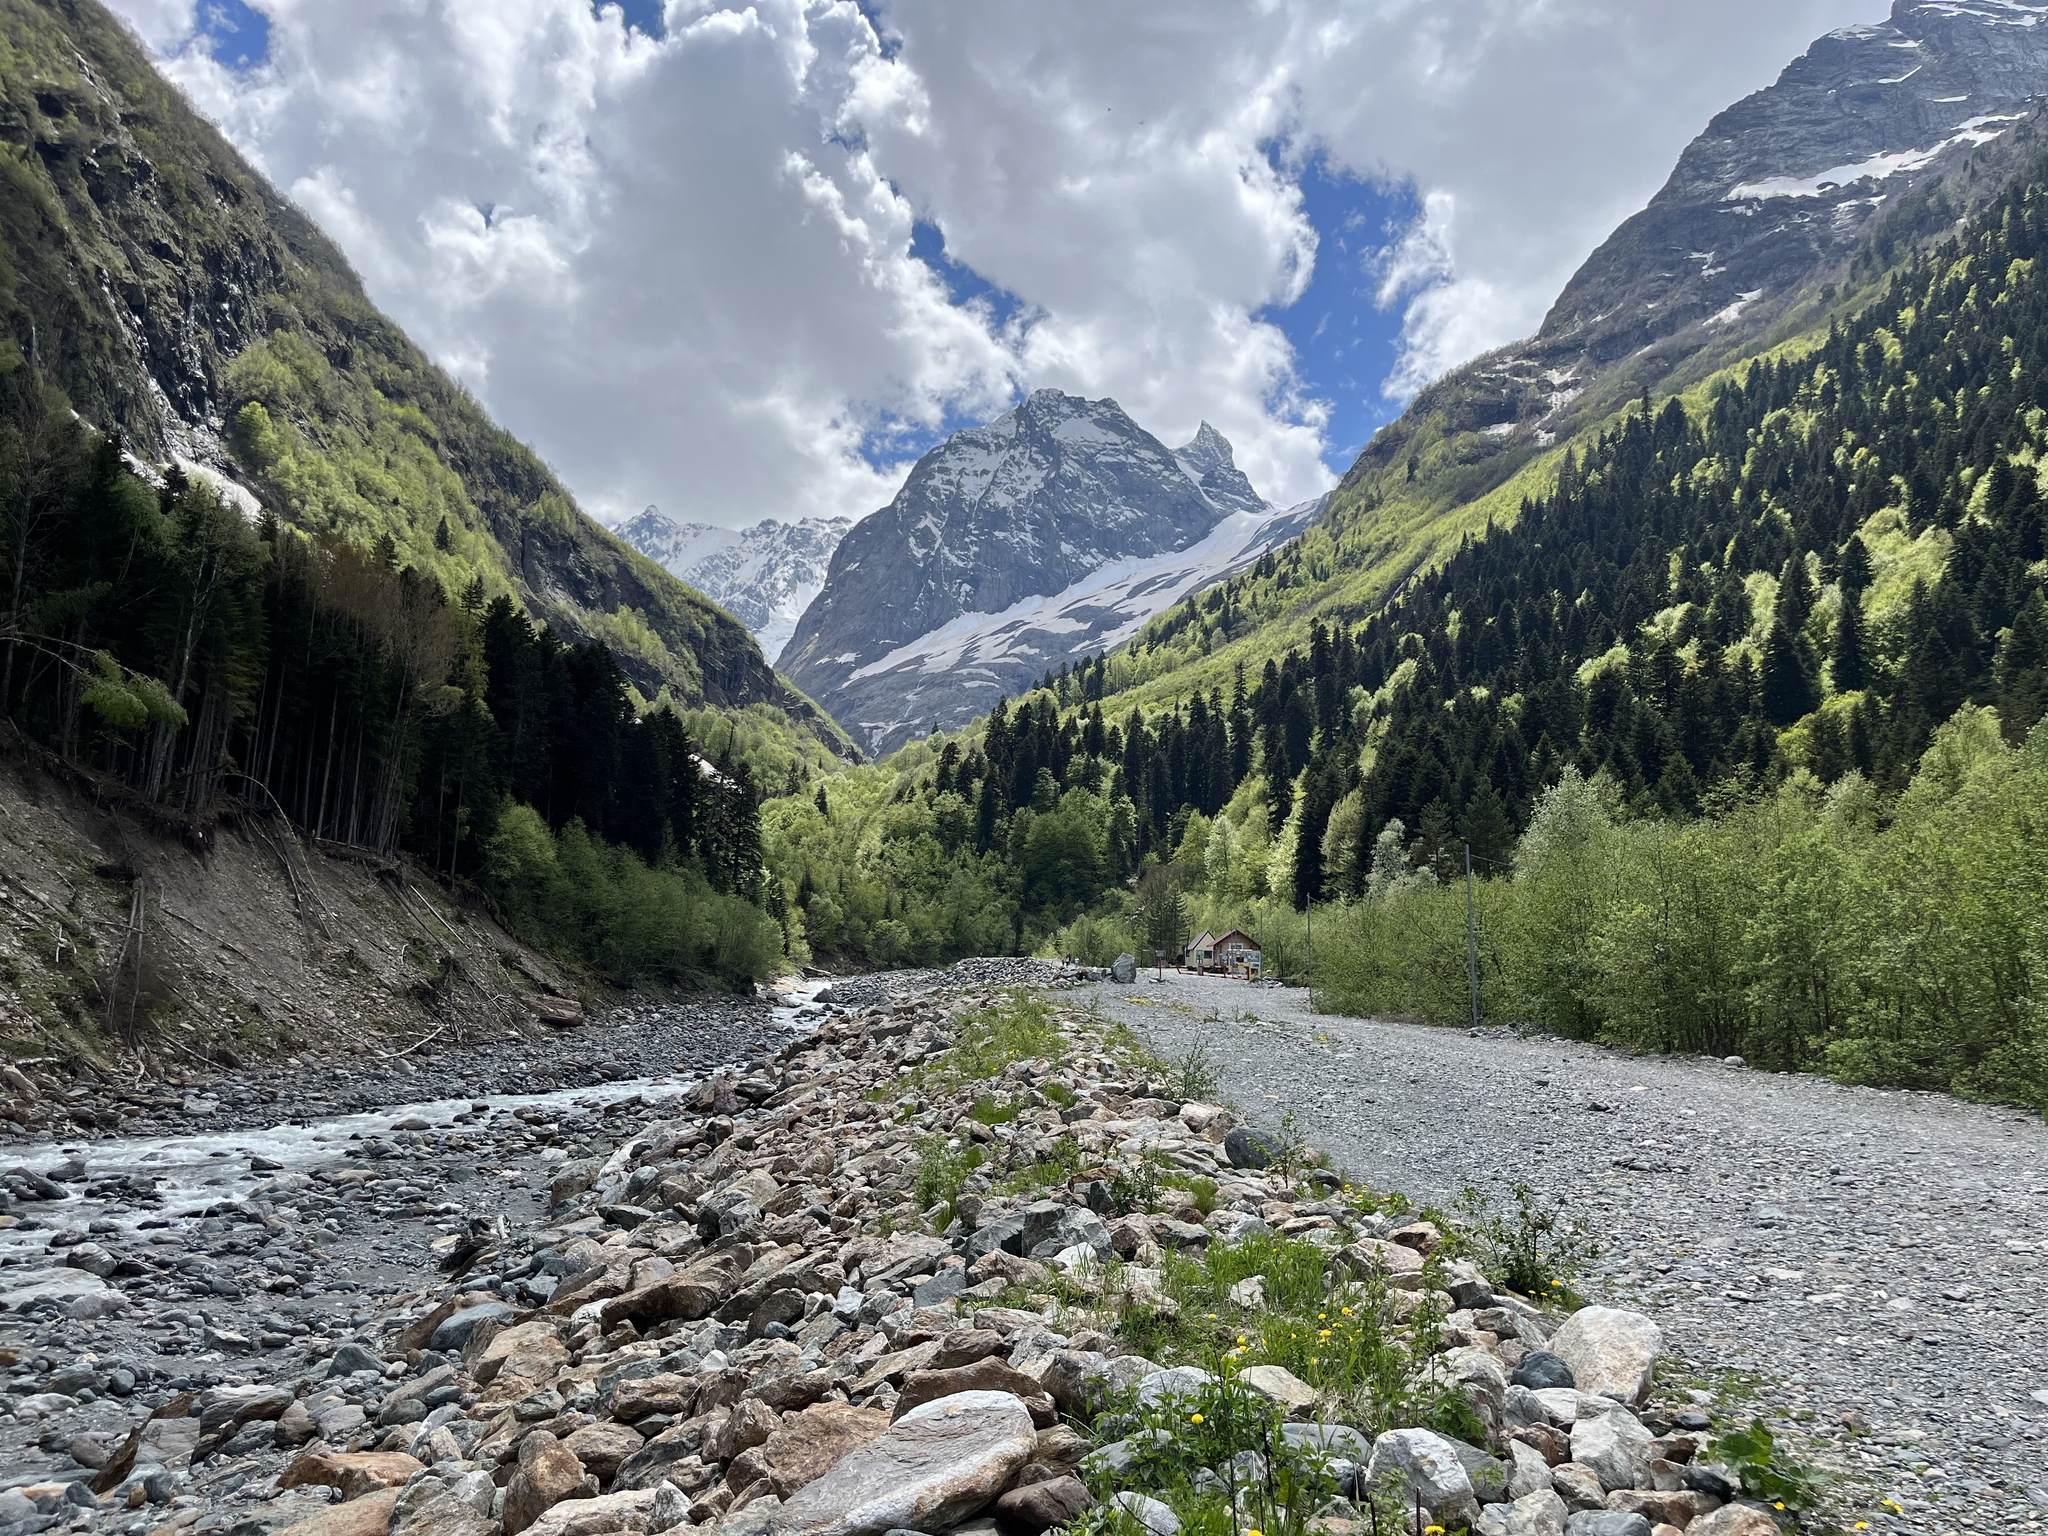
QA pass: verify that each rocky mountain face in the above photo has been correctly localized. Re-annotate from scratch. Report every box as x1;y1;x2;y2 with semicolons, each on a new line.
1099;0;2048;729
781;392;1308;753
0;0;837;740
614;511;852;664
1358;0;2048;473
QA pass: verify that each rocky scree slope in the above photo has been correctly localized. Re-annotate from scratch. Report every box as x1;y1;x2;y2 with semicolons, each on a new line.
0;737;594;1074
0;0;838;744
3;976;1812;1536
783;394;1312;754
609;518;852;669
1106;0;2048;714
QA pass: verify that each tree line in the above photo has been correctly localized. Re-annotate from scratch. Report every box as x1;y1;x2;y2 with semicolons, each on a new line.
761;150;2048;1110
0;369;778;985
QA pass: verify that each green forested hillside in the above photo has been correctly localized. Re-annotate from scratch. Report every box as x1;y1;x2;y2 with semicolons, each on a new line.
0;0;844;752
761;147;2048;1107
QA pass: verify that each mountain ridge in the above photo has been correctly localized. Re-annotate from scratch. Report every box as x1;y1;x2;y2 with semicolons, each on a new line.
782;390;1309;753
0;0;847;752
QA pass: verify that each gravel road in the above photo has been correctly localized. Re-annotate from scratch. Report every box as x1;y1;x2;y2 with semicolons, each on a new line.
1079;971;2048;1536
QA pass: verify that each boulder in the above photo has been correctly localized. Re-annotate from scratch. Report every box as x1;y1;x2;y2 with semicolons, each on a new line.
1685;1508;1784;1536
1133;1366;1216;1410
430;1302;515;1353
278;1452;425;1500
994;1474;1094;1536
1364;1428;1481;1531
750;1403;892;1500
1560;1513;1652;1536
390;1471;497;1536
772;1389;1036;1536
564;1422;650;1482
894;1358;1057;1424
1111;1492;1181;1535
1512;1352;1576;1391
1476;1489;1570;1536
504;1432;593;1535
1337;1238;1427;1286
524;1489;661;1536
1111;954;1137;983
1238;1365;1316;1415
1570;1409;1653;1493
1032;1350;1111;1415
269;1489;402;1536
1545;1308;1662;1406
1550;1463;1607;1512
474;1321;570;1386
1224;1126;1279;1169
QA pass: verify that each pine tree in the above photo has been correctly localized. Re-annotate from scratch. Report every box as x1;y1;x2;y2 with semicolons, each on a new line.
1831;588;1868;693
1996;589;2048;742
1760;618;1819;726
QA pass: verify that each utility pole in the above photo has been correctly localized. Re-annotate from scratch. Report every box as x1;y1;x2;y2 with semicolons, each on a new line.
1465;841;1480;1030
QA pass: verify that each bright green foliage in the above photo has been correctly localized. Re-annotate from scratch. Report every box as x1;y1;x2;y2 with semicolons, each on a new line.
1451;1181;1601;1301
1083;1358;1347;1536
939;991;1063;1085
912;1136;986;1228
1712;1418;1828;1514
1313;716;2048;1112
484;813;782;985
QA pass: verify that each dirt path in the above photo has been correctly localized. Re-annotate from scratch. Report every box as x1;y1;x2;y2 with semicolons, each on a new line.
1079;972;2048;1536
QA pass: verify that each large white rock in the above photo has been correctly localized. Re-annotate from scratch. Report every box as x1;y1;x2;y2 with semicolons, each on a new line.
1544;1307;1663;1405
1475;1488;1569;1536
770;1390;1035;1536
1569;1406;1653;1492
1363;1428;1481;1530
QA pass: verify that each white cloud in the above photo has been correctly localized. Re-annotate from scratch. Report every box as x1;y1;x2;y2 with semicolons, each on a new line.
111;0;1884;526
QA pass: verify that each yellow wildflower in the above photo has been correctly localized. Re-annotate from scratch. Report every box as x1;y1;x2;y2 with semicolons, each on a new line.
1189;1413;1203;1425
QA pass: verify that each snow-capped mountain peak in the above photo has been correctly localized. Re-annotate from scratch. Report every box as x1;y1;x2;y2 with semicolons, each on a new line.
613;510;851;664
781;391;1320;754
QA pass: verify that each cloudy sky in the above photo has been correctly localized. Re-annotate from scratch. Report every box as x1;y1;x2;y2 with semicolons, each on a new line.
112;0;1883;528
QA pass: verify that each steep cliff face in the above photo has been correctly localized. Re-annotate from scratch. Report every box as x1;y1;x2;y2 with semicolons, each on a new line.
0;0;842;742
782;391;1302;752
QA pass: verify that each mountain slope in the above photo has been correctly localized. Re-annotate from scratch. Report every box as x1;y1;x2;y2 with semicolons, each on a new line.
1095;0;2048;718
0;0;842;747
783;390;1305;752
613;510;851;664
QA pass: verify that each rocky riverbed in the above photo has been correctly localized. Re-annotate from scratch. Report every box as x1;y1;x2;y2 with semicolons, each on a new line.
0;958;2011;1536
1079;970;2048;1536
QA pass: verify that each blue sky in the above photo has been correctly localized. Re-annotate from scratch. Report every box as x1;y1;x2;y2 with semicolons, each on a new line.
1264;160;1424;474
879;169;1424;482
133;0;1888;530
193;0;267;69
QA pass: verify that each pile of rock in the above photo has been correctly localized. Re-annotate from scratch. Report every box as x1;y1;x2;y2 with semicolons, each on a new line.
4;986;1789;1536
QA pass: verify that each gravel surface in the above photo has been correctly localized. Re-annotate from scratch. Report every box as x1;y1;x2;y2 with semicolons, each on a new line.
1080;970;2048;1536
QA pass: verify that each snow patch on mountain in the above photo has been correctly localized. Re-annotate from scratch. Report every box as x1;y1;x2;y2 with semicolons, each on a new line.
613;508;851;662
